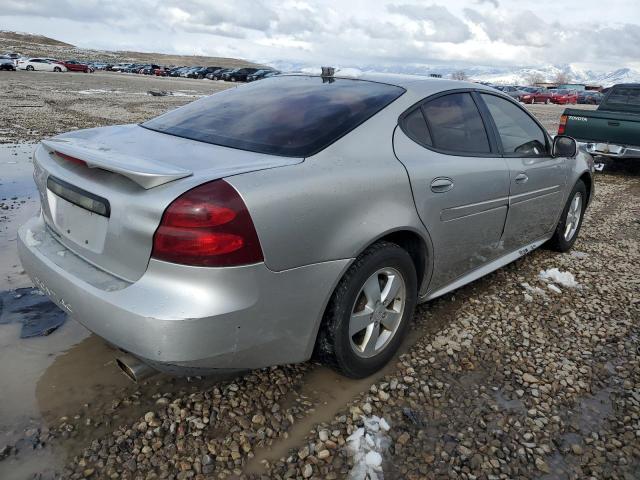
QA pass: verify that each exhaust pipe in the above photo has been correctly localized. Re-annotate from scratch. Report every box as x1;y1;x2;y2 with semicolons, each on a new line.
116;354;157;382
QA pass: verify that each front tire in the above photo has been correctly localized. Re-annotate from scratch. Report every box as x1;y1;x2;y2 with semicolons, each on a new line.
53;67;61;72
546;180;587;252
26;65;34;71
315;241;417;378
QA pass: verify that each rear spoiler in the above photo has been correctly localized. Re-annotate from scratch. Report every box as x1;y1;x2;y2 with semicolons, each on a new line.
42;138;192;189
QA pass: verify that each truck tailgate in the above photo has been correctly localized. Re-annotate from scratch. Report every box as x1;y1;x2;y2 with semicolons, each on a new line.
563;108;640;145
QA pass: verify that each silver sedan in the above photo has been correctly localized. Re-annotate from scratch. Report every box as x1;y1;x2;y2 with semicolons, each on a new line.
18;73;594;380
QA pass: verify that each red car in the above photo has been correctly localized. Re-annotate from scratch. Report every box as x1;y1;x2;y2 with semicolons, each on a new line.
550;89;578;105
532;88;554;104
60;60;93;73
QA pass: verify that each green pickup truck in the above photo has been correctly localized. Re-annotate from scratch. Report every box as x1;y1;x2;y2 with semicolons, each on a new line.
560;83;640;161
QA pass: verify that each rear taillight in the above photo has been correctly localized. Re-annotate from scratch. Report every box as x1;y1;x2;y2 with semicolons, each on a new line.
152;180;263;267
558;114;568;135
54;151;87;167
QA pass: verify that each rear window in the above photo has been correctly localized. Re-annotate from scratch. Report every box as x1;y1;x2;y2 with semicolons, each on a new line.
604;86;640;110
142;76;405;157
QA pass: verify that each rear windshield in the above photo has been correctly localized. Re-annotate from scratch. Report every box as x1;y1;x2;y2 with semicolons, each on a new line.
603;86;640;111
142;75;405;157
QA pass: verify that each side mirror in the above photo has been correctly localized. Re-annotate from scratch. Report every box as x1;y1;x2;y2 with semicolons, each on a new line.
552;135;577;158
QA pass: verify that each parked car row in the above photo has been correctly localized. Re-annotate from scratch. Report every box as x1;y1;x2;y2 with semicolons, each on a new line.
102;63;279;82
0;53;95;73
1;53;279;84
489;84;602;105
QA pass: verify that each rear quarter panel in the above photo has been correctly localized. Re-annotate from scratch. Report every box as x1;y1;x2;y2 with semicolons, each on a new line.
225;101;431;273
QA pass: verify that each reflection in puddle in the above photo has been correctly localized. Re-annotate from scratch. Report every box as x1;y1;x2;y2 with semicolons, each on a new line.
0;143;40;291
0;287;67;338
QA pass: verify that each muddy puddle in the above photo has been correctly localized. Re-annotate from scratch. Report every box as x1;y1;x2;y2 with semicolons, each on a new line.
0;144;137;479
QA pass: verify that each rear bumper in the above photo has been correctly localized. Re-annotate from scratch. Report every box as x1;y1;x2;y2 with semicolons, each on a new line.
579;142;640;159
18;215;349;375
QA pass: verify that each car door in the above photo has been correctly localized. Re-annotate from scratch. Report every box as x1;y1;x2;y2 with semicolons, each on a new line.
477;92;567;252
393;91;510;290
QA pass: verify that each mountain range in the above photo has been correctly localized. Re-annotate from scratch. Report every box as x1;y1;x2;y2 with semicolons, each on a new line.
270;61;640;87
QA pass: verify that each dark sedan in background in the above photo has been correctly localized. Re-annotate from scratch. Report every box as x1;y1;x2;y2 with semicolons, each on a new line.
577;91;603;104
207;68;233;80
222;67;260;82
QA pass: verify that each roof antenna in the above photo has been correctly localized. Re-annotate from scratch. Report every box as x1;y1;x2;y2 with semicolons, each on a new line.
321;66;335;77
321;66;335;83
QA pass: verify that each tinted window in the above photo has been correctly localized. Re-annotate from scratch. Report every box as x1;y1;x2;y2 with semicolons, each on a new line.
481;93;547;156
143;76;405;157
605;86;640;109
422;93;490;153
402;108;432;146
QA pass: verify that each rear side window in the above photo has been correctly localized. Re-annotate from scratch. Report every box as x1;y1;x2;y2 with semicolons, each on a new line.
142;76;405;157
401;108;432;146
605;86;640;110
480;94;547;156
422;93;490;153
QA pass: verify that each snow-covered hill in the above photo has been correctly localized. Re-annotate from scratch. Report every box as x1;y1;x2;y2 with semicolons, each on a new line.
269;60;640;87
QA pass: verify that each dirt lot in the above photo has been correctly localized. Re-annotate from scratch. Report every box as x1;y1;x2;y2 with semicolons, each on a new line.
0;70;637;480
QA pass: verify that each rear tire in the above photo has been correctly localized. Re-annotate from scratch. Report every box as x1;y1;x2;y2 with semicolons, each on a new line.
26;65;34;71
315;241;417;378
545;98;550;104
53;67;61;72
545;180;587;252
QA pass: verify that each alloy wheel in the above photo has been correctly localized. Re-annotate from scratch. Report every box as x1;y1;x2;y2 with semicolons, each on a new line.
564;192;583;241
349;268;406;358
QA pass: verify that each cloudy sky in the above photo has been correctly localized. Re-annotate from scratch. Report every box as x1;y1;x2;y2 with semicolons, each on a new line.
1;0;638;71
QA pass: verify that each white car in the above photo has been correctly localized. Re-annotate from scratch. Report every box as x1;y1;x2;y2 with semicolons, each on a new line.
18;58;67;72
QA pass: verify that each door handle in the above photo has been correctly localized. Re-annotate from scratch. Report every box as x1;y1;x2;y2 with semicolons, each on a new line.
514;173;528;184
430;177;454;193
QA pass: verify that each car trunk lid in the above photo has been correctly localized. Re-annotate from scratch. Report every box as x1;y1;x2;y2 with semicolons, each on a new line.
34;125;302;281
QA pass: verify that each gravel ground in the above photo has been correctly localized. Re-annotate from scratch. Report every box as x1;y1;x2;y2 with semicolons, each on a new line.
0;70;637;480
0;70;233;143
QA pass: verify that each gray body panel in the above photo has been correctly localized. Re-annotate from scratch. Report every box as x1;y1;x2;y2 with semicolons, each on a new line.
392;129;510;289
17;74;594;374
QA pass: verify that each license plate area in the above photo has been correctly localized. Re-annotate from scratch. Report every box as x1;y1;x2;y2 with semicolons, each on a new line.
46;177;109;253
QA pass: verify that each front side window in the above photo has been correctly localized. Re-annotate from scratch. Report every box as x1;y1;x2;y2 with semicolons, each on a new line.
143;76;405;157
422;93;490;154
480;93;547;156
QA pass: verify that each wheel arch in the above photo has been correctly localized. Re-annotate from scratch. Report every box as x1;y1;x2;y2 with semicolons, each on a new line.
352;227;434;297
578;171;593;206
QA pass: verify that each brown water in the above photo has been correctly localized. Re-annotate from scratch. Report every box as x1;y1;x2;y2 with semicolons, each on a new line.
0;144;137;479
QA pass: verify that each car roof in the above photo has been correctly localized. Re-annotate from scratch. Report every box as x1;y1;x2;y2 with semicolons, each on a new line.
283;72;497;98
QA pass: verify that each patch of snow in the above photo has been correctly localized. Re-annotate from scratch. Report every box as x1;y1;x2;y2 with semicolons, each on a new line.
172;91;204;97
548;284;562;294
77;89;120;95
25;229;41;247
539;268;579;288
521;282;547;297
347;416;391;479
365;451;382;467
571;251;589;259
